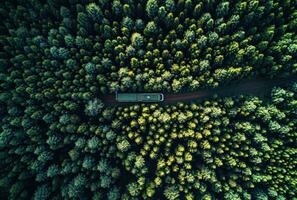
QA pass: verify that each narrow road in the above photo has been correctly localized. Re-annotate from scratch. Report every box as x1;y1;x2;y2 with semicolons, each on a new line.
100;75;297;104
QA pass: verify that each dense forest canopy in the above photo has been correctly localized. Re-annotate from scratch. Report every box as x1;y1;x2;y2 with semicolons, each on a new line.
0;0;296;200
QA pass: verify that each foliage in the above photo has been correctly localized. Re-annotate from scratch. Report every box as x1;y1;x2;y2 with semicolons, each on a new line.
0;0;296;200
114;83;297;199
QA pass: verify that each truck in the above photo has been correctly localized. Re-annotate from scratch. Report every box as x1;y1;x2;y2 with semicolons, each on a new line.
116;93;164;102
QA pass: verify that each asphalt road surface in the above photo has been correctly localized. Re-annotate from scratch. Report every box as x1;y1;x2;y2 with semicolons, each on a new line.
100;75;297;104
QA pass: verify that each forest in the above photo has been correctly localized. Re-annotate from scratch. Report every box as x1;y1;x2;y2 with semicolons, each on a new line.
0;0;296;199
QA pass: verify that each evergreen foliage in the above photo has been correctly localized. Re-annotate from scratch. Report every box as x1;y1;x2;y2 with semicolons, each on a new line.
0;0;296;200
114;84;297;199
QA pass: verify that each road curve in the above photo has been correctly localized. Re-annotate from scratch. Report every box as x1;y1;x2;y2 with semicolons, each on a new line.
100;75;297;104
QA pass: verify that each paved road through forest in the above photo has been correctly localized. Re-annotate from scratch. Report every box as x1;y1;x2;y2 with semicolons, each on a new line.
100;75;297;104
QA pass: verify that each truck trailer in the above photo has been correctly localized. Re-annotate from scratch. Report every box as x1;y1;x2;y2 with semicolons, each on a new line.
116;93;164;102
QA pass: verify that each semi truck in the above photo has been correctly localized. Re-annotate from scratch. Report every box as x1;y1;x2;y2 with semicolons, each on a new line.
116;92;164;102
